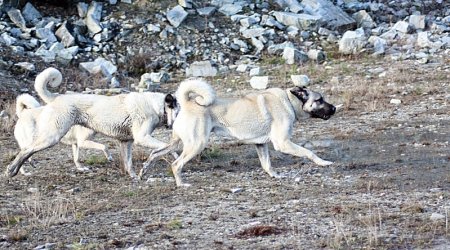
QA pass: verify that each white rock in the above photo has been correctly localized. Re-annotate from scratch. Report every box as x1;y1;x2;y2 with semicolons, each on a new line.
1;33;17;46
282;47;308;64
250;76;269;90
197;7;216;17
390;99;401;105
338;28;367;54
409;14;426;30
178;0;192;8
185;61;218;77
14;62;35;71
291;75;310;87
79;57;117;78
393;20;412;34
236;64;249;73
430;213;445;221
85;1;103;34
7;8;27;30
417;31;432;48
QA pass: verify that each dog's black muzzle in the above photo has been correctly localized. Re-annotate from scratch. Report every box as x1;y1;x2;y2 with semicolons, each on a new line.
311;103;336;120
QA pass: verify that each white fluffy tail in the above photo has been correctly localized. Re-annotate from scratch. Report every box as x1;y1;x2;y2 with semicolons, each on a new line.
16;94;41;118
34;67;63;103
176;79;216;107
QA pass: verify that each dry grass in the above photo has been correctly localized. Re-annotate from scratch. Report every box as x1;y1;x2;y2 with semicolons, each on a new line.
22;192;76;229
236;225;283;238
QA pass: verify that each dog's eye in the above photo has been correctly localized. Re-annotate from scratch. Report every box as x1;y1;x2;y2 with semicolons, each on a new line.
316;98;323;104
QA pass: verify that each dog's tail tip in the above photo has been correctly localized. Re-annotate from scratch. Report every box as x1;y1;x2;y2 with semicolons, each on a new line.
35;67;63;103
177;79;216;107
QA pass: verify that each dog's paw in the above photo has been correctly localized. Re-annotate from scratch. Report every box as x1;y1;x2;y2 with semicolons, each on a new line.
76;166;91;172
317;160;333;166
177;183;192;188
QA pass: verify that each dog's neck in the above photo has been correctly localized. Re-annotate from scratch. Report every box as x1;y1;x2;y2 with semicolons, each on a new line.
286;89;310;121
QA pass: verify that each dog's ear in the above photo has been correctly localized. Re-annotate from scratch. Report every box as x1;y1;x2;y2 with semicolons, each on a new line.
290;87;309;103
165;94;177;108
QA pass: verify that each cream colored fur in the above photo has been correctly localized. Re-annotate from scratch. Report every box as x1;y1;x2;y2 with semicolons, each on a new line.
6;67;178;179
140;79;336;187
14;94;112;175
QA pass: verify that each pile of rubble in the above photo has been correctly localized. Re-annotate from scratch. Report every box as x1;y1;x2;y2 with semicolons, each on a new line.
0;0;449;90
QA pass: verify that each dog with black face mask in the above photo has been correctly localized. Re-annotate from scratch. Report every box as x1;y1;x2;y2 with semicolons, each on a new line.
140;79;336;187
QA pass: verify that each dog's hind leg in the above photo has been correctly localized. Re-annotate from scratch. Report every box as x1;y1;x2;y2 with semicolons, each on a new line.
6;135;62;177
139;138;180;179
171;141;208;187
77;140;113;162
118;140;136;179
255;143;281;178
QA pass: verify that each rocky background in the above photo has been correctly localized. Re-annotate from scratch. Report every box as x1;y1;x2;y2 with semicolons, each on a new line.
0;0;449;99
0;0;449;249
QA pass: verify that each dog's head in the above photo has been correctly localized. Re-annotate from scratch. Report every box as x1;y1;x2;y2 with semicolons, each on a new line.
164;94;179;128
290;87;336;120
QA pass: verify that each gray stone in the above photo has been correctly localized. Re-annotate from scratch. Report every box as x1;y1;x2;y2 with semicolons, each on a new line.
139;73;155;88
250;76;269;90
241;28;265;38
219;4;242;16
109;0;118;4
273;12;321;30
291;75;310;87
167;5;188;28
302;0;356;32
338;28;367;54
251;37;264;53
393;20;412;34
149;72;170;83
79;57;117;78
368;36;387;55
7;8;27;30
232;38;249;52
287;26;299;37
307;49;326;63
249;67;262;77
178;0;192;8
409;15;426;30
282;47;308;64
186;61;218;77
22;2;41;24
14;62;35;71
235;64;248;73
197;7;216;17
353;10;375;29
1;33;16;46
35;45;56;63
36;28;58;45
261;15;284;30
85;1;103;34
110;76;120;88
275;0;303;13
56;22;76;47
267;41;294;55
240;17;258;28
77;2;89;18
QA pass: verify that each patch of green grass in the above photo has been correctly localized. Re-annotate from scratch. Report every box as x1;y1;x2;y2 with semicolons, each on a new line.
167;219;182;230
85;155;108;166
201;146;223;160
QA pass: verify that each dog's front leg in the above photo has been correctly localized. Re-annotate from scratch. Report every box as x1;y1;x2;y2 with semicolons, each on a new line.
255;143;282;178
274;140;333;166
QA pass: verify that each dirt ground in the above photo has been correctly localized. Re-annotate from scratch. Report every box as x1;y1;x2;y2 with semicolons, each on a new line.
0;57;449;249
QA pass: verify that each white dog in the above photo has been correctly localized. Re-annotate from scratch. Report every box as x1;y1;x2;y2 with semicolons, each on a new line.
6;67;178;179
14;93;112;175
139;79;336;187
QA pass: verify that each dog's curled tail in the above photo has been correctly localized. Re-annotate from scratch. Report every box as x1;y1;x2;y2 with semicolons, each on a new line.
15;94;41;118
176;79;216;107
34;67;63;103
